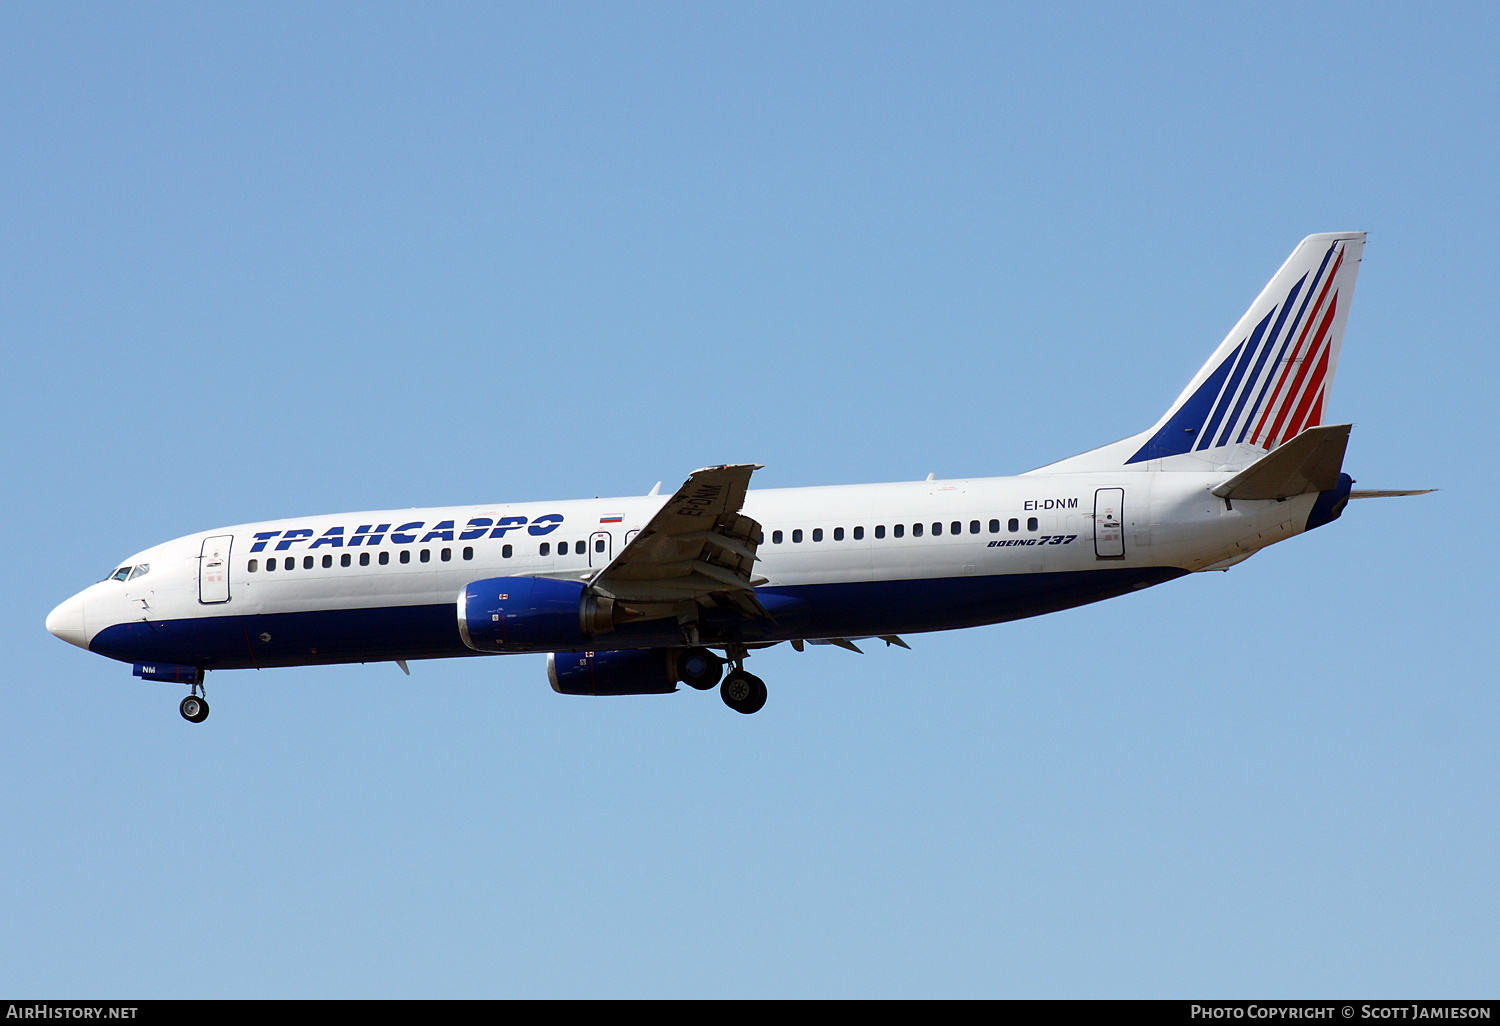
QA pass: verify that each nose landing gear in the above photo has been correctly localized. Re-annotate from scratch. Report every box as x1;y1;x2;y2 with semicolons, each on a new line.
179;680;209;723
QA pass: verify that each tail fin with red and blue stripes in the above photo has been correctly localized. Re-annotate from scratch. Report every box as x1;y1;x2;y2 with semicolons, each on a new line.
1031;232;1365;473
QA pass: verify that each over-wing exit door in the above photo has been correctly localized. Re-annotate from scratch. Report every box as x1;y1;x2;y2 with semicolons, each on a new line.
1094;489;1125;559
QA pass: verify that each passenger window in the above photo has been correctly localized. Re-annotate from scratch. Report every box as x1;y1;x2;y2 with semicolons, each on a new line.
558;542;568;555
265;559;276;572
420;549;430;563
913;523;924;537
989;519;1000;534
399;551;410;564
322;554;333;568
1028;517;1038;531
875;525;885;539
757;532;765;545
248;559;259;573
812;528;823;542
441;548;451;562
834;527;844;541
952;521;962;535
303;556;314;569
379;551;390;565
969;520;980;534
853;526;864;540
595;539;605;552
773;530;783;544
1009;518;1019;532
360;552;371;566
463;546;474;560
540;542;550;556
792;529;803;543
502;544;513;559
894;524;904;538
341;553;351;567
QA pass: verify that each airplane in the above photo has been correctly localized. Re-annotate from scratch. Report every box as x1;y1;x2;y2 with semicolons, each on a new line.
46;232;1430;721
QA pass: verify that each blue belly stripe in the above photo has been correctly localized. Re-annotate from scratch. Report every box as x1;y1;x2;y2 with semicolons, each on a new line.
89;566;1186;670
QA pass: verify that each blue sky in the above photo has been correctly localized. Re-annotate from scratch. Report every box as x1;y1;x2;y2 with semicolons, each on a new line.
2;2;1496;997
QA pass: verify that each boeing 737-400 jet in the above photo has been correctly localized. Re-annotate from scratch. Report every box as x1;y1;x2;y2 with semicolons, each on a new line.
47;232;1429;720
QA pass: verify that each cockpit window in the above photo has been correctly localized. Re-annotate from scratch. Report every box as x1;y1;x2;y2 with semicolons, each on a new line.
109;567;131;582
127;564;150;580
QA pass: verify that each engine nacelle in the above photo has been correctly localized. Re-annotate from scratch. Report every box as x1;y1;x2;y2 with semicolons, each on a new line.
547;649;679;696
459;576;610;652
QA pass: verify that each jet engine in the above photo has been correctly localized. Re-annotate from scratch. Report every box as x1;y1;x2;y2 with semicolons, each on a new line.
547;649;679;696
459;576;627;652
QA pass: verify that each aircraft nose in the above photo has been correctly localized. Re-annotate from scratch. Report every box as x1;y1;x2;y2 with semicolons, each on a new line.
46;592;88;649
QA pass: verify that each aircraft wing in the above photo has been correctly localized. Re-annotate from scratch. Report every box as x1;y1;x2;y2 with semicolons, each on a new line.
588;464;767;617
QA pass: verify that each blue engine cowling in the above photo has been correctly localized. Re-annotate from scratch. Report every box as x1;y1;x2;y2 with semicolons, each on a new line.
458;576;601;652
547;649;679;696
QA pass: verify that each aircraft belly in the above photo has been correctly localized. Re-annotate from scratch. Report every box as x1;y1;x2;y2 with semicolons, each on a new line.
86;566;1187;669
774;566;1187;639
89;603;472;669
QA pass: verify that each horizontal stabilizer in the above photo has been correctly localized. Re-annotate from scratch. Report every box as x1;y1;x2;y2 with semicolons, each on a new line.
1349;489;1436;499
1211;424;1350;500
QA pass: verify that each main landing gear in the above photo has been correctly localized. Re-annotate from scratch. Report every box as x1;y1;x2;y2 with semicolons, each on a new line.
179;680;209;723
674;644;767;714
720;670;767;715
678;647;724;691
709;644;766;715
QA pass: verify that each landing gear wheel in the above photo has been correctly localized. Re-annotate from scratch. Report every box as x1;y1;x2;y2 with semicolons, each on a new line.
679;647;724;691
179;695;209;723
720;671;767;714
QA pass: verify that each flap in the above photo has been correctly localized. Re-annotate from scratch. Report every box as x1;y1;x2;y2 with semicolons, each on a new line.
589;464;766;609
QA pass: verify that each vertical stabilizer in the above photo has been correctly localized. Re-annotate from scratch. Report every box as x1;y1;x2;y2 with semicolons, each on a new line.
1031;232;1365;474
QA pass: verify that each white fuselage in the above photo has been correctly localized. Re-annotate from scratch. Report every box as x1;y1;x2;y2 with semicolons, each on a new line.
47;470;1318;672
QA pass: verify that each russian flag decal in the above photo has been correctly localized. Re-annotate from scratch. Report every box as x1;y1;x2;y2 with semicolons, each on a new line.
599;515;623;524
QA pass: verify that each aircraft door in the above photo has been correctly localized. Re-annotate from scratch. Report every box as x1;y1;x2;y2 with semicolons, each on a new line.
200;535;233;603
1094;489;1125;559
589;531;613;567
